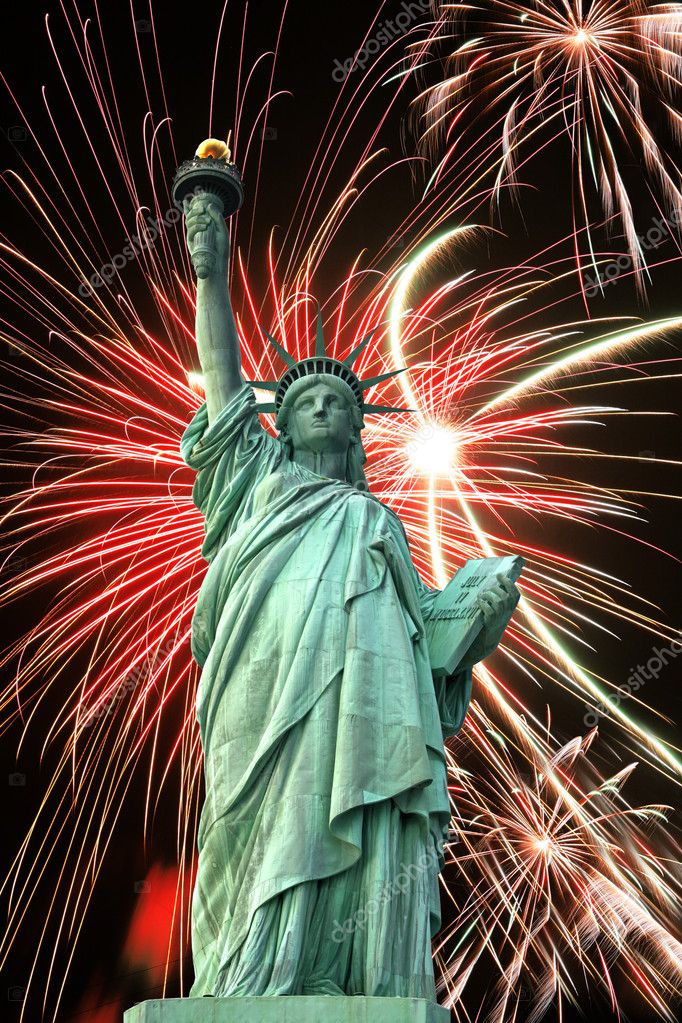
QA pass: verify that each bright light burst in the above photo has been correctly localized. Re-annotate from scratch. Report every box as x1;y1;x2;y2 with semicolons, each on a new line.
415;0;682;289
405;421;461;474
0;3;681;1022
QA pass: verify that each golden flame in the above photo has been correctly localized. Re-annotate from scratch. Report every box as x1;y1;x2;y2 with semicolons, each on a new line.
195;132;232;162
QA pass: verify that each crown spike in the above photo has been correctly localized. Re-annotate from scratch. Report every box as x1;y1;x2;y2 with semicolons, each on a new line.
343;328;378;369
360;368;407;391
315;304;327;358
251;315;407;420
259;325;297;368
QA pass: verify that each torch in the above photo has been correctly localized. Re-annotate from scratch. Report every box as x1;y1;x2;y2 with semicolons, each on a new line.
171;137;244;279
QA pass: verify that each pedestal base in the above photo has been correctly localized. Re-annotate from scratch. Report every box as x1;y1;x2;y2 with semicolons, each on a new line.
124;996;450;1022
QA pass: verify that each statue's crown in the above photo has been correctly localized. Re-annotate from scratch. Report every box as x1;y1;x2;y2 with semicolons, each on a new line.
247;305;409;417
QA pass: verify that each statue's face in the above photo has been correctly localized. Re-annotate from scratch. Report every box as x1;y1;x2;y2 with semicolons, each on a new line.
287;382;354;455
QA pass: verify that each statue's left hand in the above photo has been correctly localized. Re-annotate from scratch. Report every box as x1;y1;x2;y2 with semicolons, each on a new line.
460;574;520;668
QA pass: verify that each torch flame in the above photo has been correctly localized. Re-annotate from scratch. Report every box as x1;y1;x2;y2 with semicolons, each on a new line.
195;132;232;161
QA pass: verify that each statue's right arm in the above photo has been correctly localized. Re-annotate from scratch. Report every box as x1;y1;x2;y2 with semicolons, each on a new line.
185;195;244;423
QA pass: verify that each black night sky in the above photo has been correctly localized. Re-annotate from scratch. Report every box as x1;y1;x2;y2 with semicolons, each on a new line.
1;2;681;1022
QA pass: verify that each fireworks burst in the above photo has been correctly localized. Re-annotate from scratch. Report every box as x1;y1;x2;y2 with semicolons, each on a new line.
439;727;682;1021
0;3;681;1022
415;1;682;290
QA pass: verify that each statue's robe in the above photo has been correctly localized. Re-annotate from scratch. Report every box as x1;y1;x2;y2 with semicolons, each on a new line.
181;386;472;1000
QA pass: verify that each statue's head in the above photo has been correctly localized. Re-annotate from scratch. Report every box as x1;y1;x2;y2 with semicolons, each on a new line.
250;307;409;489
276;374;367;487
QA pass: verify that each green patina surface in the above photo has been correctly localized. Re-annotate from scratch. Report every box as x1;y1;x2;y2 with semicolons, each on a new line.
122;189;521;1021
179;387;471;1000
124;995;451;1022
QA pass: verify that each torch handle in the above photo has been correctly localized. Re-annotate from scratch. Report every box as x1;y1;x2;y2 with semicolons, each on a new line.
190;190;225;280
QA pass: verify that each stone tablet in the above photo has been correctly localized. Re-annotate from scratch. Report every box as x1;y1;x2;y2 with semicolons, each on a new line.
425;556;524;676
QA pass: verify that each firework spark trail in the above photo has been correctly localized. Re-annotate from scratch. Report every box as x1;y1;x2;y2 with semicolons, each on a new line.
4;235;682;1020
414;1;682;292
382;234;682;1015
0;2;681;1022
387;233;682;775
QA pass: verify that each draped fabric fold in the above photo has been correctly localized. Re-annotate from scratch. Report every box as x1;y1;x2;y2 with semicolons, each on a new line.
181;386;472;999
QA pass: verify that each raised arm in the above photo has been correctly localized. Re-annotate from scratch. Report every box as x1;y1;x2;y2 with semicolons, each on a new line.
184;195;244;422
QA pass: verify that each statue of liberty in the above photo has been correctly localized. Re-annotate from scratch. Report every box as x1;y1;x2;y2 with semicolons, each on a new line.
179;191;519;1009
